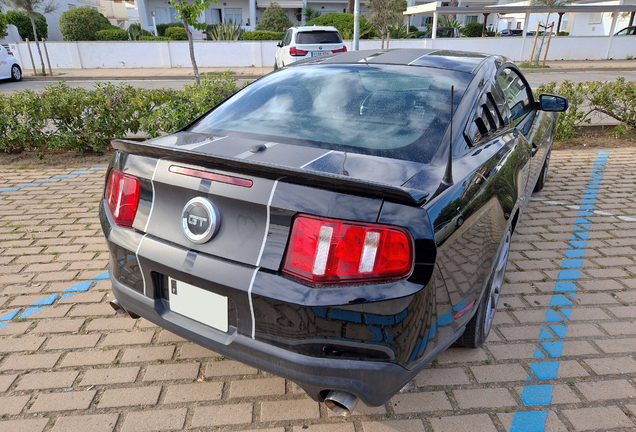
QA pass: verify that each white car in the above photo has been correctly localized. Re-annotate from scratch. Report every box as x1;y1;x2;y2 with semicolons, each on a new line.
274;26;346;69
0;44;22;81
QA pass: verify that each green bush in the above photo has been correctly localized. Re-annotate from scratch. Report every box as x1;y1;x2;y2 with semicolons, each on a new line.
0;75;240;154
140;36;171;41
6;10;48;40
557;31;569;36
207;21;244;40
255;3;293;32
0;12;8;38
128;22;153;40
156;22;183;37
411;30;427;38
166;26;188;40
461;21;483;37
409;25;418;33
242;30;285;40
59;7;114;41
306;13;374;39
96;29;129;41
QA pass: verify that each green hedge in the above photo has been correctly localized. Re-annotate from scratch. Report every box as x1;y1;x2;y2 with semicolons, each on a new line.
140;36;171;41
6;10;48;40
306;13;374;39
461;21;483;37
0;74;239;154
537;78;636;140
96;29;129;41
242;30;285;40
166;26;188;40
59;7;115;41
156;22;183;37
0;12;8;38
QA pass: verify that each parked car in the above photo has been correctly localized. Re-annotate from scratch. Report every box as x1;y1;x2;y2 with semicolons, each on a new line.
615;26;636;35
274;25;346;69
0;44;22;82
101;49;567;416
421;26;461;38
500;29;523;36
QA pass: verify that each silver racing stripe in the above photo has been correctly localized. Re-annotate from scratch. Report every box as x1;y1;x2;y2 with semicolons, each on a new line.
135;234;149;296
300;150;334;169
144;159;162;233
234;142;279;159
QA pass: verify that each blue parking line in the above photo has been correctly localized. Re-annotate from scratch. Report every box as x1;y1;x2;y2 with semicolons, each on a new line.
510;151;610;431
0;167;103;193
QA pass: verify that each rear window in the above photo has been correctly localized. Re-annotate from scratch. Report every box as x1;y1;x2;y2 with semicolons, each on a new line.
188;64;473;164
296;30;342;44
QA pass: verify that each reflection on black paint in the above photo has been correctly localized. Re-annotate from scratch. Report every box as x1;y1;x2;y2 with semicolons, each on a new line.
111;244;143;294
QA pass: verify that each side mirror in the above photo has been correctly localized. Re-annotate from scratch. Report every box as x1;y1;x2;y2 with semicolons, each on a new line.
539;94;569;112
277;41;283;48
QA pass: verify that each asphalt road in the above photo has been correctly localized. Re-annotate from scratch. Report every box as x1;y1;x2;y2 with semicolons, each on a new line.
1;70;635;94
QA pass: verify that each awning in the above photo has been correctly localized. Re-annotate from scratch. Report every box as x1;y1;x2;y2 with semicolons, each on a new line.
257;0;303;8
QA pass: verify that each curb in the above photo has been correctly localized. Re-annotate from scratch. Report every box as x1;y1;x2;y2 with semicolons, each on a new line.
22;74;266;82
519;67;636;74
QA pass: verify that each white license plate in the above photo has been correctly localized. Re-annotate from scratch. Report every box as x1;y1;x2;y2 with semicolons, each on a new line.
168;278;228;332
311;51;329;57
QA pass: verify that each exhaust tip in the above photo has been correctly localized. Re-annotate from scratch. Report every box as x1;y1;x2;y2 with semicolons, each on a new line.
324;390;359;417
109;300;140;319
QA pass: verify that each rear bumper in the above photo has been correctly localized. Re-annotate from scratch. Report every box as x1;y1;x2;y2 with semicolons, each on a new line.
110;273;456;406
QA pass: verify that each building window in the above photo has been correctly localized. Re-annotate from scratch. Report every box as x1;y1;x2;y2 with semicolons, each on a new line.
588;13;603;24
465;15;478;24
224;8;242;25
420;15;433;26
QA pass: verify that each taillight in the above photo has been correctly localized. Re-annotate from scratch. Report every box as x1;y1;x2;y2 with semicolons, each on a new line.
283;214;414;284
105;168;140;228
332;46;347;53
290;47;309;56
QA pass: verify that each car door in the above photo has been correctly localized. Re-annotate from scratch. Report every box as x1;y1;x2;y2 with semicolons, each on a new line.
0;45;11;79
496;66;552;195
429;84;528;315
276;29;293;67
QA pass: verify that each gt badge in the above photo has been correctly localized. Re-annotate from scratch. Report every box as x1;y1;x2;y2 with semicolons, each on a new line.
181;197;220;244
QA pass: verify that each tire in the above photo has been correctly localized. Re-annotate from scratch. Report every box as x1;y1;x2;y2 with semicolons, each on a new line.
533;149;551;193
11;64;22;82
456;226;511;348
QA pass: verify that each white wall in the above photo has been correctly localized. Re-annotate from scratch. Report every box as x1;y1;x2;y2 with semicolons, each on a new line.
8;36;636;70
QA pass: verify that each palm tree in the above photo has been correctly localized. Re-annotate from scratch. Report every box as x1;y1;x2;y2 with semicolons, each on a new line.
0;0;57;76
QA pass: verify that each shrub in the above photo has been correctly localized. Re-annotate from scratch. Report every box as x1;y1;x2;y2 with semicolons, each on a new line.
166;26;188;40
0;12;8;38
306;13;374;39
0;75;240;153
140;36;171;41
255;3;293;32
242;30;285;40
156;22;183;37
128;22;153;40
461;21;483;37
557;31;569;36
96;29;129;41
207;21;244;40
409;25;418;33
6;10;48;40
59;7;114;41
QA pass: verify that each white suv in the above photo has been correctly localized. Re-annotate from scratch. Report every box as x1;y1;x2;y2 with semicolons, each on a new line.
274;26;346;69
0;44;22;82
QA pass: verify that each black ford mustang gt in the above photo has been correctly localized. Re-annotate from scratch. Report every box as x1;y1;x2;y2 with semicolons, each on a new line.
100;49;567;415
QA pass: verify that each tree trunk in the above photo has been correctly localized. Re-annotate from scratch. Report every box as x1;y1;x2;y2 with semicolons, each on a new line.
347;0;354;14
448;0;459;21
182;15;201;85
533;13;551;66
28;11;46;76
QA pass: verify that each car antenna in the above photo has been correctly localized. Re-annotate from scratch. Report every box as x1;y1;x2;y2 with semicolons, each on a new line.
442;86;454;186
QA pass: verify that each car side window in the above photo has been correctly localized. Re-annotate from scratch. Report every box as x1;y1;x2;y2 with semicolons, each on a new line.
284;30;292;46
497;68;533;126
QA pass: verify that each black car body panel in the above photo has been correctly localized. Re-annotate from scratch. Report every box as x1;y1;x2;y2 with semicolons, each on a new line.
100;49;561;407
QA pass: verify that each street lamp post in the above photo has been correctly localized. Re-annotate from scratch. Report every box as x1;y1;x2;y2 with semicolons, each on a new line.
353;0;360;50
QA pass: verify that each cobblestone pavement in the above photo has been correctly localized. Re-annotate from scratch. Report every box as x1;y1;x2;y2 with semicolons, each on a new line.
1;148;636;432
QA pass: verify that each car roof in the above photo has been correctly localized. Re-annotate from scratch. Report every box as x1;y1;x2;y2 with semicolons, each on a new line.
297;49;497;74
293;26;340;32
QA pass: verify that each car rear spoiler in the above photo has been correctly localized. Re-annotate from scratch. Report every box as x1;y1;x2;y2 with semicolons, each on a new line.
112;139;429;206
